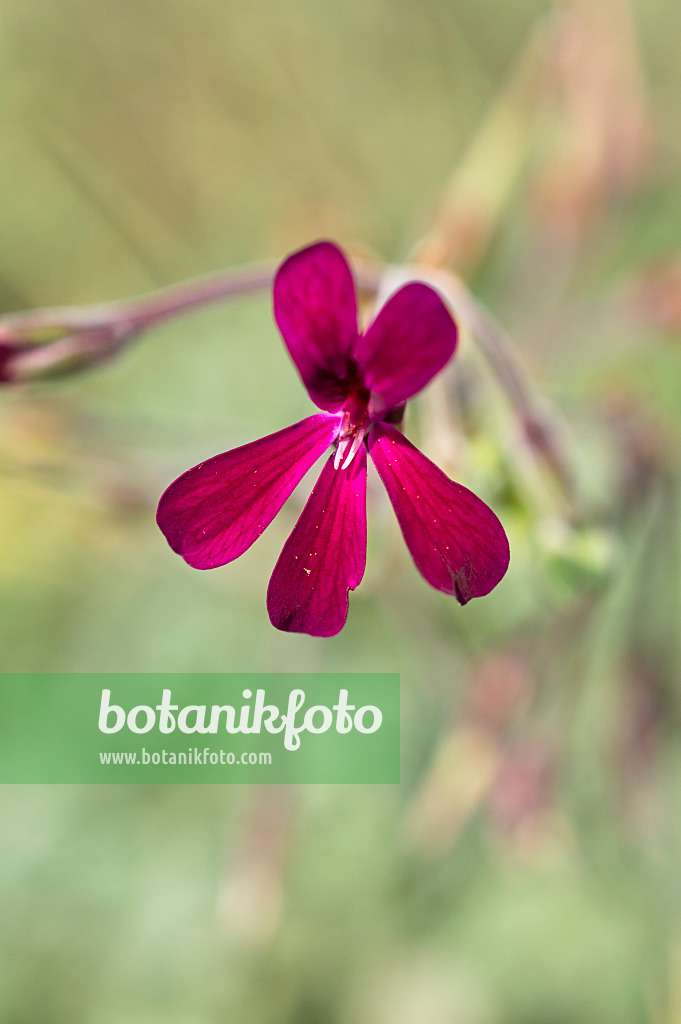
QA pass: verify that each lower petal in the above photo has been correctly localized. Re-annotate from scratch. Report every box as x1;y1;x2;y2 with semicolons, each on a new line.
156;414;341;569
368;422;509;603
267;448;367;637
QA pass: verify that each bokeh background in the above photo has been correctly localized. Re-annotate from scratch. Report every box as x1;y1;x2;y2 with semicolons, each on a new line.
2;0;681;1020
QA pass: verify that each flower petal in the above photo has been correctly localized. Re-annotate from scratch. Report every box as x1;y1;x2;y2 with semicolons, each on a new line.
354;283;458;412
156;414;341;570
267;448;367;637
368;423;509;602
273;240;359;412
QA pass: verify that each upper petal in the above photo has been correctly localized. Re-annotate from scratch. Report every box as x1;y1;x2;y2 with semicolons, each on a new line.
267;448;367;637
156;414;341;570
353;283;458;412
368;422;509;603
273;240;359;412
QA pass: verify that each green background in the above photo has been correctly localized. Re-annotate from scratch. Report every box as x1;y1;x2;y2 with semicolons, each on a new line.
1;0;681;1021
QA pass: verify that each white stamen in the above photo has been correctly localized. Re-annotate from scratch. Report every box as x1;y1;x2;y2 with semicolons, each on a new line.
334;437;349;470
341;426;366;469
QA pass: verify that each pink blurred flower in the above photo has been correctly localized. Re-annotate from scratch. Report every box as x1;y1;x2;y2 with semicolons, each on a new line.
157;241;509;636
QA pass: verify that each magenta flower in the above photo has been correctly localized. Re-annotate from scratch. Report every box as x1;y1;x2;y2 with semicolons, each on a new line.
157;241;509;636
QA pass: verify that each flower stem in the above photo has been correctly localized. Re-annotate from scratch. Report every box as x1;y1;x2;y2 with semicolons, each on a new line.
392;263;572;499
446;276;572;496
1;258;384;381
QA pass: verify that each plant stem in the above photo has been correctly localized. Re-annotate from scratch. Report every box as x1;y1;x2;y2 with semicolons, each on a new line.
2;258;385;380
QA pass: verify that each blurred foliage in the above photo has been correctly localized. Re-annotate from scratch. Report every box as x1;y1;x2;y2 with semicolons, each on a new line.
1;0;681;1021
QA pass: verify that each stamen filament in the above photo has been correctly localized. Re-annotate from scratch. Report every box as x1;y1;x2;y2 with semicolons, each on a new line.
341;427;366;469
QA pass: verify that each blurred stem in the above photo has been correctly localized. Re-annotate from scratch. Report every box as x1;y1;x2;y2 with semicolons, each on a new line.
447;275;571;497
1;261;276;379
1;259;383;380
396;263;573;502
0;262;277;339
